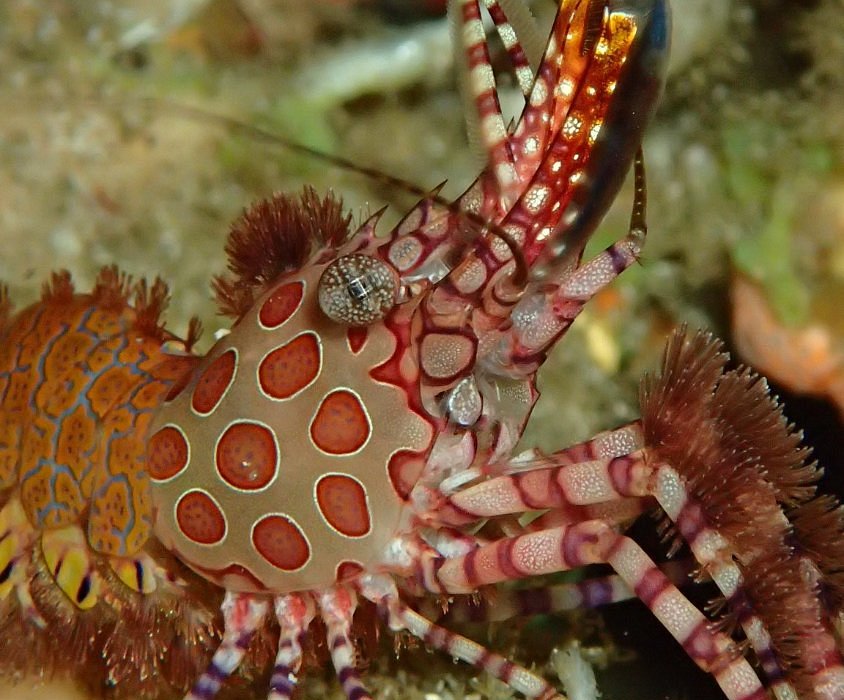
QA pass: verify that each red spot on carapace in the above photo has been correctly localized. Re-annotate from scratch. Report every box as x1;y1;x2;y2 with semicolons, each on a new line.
176;491;226;545
192;349;237;414
148;425;189;481
310;390;371;455
258;281;304;328
335;560;365;583
347;326;367;354
215;421;278;490
258;332;321;399
388;450;426;501
316;474;371;538
252;515;310;571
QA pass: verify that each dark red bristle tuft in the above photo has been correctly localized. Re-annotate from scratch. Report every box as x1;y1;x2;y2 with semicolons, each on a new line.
789;495;844;614
640;328;790;557
41;270;74;303
184;316;203;352
0;284;13;332
0;540;222;698
92;265;134;311
712;367;819;507
641;327;844;696
132;277;171;339
213;187;352;319
737;546;840;699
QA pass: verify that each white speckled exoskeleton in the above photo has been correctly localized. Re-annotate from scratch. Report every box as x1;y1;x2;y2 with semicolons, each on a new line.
3;2;844;699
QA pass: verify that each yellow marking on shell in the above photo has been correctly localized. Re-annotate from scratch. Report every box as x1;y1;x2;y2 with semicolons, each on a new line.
42;526;100;610
0;276;201;611
110;553;158;594
0;540;15;600
0;499;31;600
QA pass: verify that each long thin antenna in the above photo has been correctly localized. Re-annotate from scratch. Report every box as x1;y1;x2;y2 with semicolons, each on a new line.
629;146;647;237
148;98;530;292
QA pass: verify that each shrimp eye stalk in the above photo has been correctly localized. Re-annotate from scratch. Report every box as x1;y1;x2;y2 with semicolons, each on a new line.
318;254;399;326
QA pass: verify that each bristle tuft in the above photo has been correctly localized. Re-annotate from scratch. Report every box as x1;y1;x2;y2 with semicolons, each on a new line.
133;277;171;339
0;541;221;698
41;270;74;303
713;367;819;507
212;275;254;319
184;316;203;352
641;328;790;557
0;284;13;331
213;187;352;318
92;265;133;311
738;547;840;699
643;328;844;695
640;326;728;444
790;495;844;614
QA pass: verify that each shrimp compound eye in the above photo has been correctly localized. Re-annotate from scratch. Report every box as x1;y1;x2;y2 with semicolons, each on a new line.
317;254;399;326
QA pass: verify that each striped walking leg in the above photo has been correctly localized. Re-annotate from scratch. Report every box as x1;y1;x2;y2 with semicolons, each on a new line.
185;592;269;700
318;587;372;700
432;522;768;700
431;558;695;625
359;573;562;700
268;593;316;700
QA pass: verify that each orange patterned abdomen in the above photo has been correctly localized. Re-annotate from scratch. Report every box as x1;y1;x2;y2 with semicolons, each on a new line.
0;270;197;556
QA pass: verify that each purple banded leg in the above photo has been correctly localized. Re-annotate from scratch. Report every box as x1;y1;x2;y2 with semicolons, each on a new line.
482;0;544;95
483;150;649;374
391;532;464;595
517;422;645;469
556;234;647;300
519;497;650;533
434;573;633;625
318;587;372;700
655;463;790;699
186;592;269;700
654;462;843;700
637;328;844;698
435;559;695;624
451;0;519;197
437;450;651;526
436;422;645;492
499;227;646;360
433;522;768;700
269;593;316;700
358;573;562;700
542;140;649;297
394;601;561;700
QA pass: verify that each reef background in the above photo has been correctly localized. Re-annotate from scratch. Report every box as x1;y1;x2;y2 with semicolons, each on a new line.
1;0;843;698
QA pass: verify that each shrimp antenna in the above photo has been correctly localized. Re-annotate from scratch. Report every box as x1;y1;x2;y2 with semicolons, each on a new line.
149;98;530;292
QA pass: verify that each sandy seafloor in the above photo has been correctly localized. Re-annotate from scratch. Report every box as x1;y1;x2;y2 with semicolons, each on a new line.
1;0;843;699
